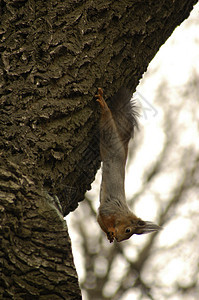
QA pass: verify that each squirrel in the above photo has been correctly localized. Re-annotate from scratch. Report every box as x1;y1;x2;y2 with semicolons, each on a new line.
95;87;161;243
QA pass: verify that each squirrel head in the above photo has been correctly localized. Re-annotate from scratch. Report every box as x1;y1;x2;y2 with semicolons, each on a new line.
115;215;161;242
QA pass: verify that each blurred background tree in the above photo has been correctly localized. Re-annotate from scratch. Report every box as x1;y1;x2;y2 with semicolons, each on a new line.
67;4;199;300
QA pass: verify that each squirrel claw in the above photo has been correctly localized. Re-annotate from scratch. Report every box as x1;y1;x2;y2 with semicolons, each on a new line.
107;231;115;243
95;88;108;111
97;87;103;97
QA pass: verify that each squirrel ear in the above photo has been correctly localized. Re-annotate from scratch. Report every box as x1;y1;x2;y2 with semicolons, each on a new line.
135;221;161;235
131;219;145;227
137;220;146;227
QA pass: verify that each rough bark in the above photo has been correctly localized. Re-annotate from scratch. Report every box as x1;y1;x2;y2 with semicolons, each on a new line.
0;0;197;298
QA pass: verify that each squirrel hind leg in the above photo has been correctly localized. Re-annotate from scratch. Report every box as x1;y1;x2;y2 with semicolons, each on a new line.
95;88;109;112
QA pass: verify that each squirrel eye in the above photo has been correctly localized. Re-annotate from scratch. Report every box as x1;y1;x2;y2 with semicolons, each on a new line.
125;228;131;234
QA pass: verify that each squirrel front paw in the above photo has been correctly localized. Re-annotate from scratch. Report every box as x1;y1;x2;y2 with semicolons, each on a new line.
107;231;115;243
97;214;116;243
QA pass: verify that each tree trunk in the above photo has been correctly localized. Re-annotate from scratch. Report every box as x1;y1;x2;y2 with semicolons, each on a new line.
0;0;196;298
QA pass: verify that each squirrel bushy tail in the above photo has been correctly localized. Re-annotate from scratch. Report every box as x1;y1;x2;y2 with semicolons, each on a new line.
110;88;139;152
